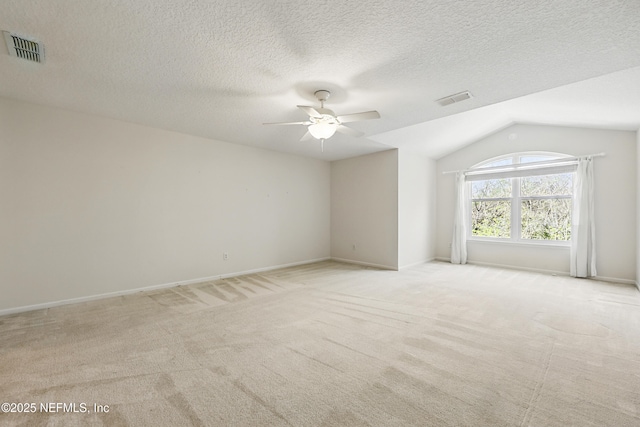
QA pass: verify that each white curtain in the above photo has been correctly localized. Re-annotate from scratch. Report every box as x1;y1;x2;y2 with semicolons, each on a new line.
570;157;596;277
451;172;468;264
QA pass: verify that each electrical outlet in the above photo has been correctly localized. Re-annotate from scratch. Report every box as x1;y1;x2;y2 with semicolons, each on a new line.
223;251;229;261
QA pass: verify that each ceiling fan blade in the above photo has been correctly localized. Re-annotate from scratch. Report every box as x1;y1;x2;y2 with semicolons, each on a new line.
263;121;311;126
297;106;321;118
300;130;314;141
336;110;380;123
336;124;364;137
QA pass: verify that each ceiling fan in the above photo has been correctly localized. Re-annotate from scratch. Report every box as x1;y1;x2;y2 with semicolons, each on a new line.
264;90;380;151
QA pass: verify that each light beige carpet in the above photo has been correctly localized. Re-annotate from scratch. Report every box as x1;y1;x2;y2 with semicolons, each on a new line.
1;261;639;426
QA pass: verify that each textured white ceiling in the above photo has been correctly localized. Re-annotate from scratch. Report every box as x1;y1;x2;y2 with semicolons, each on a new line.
2;1;640;160
372;65;640;158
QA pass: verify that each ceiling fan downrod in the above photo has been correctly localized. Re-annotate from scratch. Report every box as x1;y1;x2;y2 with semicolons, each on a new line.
314;90;331;109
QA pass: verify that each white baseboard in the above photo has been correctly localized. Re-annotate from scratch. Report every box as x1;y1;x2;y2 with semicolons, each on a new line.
3;256;633;317
438;255;568;275
330;257;397;271
219;257;331;279
593;275;637;286
0;257;331;317
467;259;569;276
398;258;436;270
435;256;636;286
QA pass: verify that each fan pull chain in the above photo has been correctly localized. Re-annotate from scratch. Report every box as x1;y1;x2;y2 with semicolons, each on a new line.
321;138;324;152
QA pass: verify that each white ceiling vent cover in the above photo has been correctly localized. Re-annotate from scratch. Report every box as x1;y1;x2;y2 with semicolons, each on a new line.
3;31;44;63
436;91;472;107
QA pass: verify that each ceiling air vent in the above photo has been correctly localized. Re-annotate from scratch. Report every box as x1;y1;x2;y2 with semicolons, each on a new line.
436;91;472;107
3;31;44;63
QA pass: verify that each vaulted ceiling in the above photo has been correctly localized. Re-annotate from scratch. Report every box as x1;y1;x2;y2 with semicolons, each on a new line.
2;1;640;160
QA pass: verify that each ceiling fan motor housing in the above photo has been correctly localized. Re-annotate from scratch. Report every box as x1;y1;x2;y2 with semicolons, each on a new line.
313;107;336;118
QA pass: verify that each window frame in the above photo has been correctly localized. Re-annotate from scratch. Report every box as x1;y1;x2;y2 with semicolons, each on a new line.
468;152;573;247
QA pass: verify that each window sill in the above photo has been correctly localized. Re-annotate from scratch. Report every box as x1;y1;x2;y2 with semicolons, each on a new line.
467;238;570;249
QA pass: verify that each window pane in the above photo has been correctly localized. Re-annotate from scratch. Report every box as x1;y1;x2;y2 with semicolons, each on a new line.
521;173;572;197
521;199;571;240
519;155;554;164
472;201;511;238
483;158;513;167
472;178;512;199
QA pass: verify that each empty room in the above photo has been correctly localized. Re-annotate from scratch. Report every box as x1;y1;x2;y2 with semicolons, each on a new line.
1;1;640;426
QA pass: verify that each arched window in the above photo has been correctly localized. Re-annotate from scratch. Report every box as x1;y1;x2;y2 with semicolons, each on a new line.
469;152;573;244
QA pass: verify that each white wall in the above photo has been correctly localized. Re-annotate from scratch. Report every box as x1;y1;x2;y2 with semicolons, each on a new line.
436;123;636;283
331;150;398;269
637;130;640;290
398;149;436;268
0;97;330;312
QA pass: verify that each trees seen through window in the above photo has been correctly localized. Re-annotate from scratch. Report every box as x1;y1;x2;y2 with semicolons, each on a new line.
470;154;572;242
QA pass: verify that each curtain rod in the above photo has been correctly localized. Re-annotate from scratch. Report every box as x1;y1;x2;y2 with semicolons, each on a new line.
442;152;606;175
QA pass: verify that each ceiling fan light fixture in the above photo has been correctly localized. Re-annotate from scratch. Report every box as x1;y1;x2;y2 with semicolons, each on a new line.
308;122;338;139
263;89;380;149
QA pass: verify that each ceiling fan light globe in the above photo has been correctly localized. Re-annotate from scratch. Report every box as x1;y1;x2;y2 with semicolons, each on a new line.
308;122;338;139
